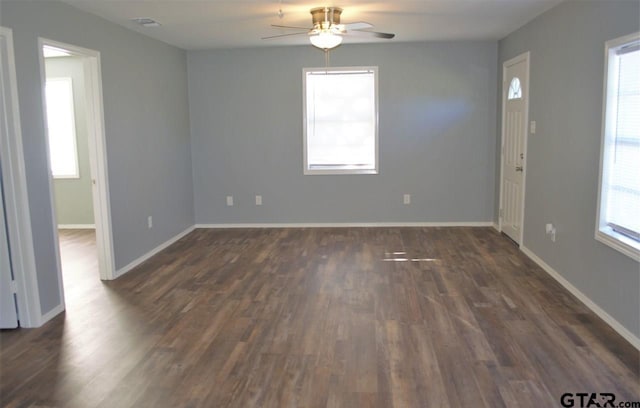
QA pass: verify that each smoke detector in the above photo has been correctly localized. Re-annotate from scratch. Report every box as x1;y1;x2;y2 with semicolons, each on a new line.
131;18;161;27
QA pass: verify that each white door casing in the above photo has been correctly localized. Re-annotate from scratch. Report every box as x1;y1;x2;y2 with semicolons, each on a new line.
500;52;530;244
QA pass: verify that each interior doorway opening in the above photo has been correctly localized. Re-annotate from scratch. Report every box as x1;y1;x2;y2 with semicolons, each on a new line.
43;47;100;302
38;39;116;316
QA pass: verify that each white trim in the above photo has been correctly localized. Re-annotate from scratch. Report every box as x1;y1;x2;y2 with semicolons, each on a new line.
38;303;65;326
492;223;500;232
57;224;96;229
38;38;116;282
196;222;494;229
0;27;42;328
498;51;530;246
115;226;195;278
521;245;640;351
595;229;640;261
595;31;640;261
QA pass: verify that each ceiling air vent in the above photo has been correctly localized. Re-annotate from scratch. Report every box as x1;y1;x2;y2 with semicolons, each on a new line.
131;18;161;27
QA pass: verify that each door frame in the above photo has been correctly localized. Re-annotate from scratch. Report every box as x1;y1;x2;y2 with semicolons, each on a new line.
498;51;530;246
0;26;41;327
38;37;116;286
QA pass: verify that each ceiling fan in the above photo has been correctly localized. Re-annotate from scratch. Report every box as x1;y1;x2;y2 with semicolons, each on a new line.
262;7;395;50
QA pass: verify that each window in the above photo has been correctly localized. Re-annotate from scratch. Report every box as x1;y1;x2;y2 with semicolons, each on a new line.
45;77;79;179
596;32;640;259
303;67;378;175
507;77;522;100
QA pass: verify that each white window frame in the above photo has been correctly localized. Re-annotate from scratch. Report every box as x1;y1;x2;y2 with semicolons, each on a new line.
45;76;80;179
303;66;379;175
595;31;640;260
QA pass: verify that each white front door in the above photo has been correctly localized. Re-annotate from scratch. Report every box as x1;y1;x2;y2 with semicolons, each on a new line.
500;53;529;244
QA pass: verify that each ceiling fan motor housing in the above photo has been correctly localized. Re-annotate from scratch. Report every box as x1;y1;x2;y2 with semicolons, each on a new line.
311;7;342;29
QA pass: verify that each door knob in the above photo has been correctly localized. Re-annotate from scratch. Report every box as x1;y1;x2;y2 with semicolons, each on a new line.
515;166;523;172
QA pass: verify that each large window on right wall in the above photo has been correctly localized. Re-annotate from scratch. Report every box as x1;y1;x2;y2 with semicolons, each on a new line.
596;31;640;259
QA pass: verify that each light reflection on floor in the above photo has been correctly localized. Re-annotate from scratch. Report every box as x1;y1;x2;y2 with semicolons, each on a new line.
382;251;439;262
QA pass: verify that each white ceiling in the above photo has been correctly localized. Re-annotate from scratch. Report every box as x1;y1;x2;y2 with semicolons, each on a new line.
61;0;564;50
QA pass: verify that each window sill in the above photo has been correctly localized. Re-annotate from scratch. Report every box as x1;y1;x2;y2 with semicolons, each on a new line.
595;227;640;261
53;175;80;180
304;166;378;175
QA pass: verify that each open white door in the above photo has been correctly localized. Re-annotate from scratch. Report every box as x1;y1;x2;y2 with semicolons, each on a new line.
0;32;19;328
0;164;18;328
500;52;530;245
0;26;41;328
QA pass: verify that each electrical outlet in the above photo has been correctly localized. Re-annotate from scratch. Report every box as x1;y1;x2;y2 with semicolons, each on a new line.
255;195;262;206
403;194;411;205
545;223;556;242
226;196;234;206
147;216;153;229
530;120;537;134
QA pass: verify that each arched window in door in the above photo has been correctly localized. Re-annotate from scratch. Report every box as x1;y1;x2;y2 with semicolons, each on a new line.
508;77;522;100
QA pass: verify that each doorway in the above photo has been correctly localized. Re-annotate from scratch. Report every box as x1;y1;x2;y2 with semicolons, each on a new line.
499;52;530;245
42;47;101;302
38;39;115;296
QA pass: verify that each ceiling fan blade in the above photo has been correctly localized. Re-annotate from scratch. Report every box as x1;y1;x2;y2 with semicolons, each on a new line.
343;22;373;30
261;31;308;40
270;24;311;30
350;30;395;39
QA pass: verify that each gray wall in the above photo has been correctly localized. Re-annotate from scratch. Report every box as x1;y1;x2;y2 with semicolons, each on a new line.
45;56;95;226
188;42;498;224
498;0;640;338
1;1;194;315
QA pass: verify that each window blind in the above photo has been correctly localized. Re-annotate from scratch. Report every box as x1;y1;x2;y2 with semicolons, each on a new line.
607;47;640;239
305;69;376;170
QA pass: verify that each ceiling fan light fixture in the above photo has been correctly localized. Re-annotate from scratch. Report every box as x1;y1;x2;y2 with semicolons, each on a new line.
309;31;343;50
263;6;394;48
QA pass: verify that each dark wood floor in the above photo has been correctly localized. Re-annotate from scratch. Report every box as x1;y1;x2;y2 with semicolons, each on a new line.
1;227;638;407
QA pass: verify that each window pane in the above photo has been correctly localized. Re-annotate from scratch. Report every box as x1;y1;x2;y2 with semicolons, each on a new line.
305;68;377;173
46;78;79;178
507;77;522;100
599;36;640;247
607;48;640;235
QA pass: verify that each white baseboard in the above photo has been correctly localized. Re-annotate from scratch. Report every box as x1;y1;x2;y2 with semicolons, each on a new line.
37;302;65;327
58;224;95;229
195;222;494;229
492;223;500;232
115;225;195;278
520;245;640;351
